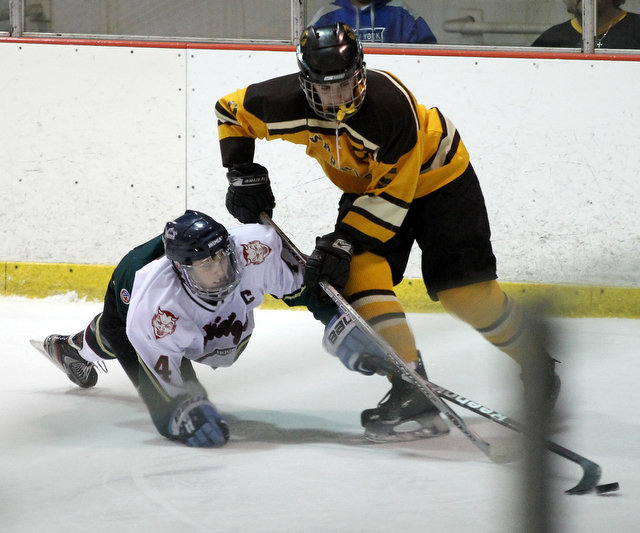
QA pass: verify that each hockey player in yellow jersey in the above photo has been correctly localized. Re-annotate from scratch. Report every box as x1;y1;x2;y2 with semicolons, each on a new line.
215;22;560;442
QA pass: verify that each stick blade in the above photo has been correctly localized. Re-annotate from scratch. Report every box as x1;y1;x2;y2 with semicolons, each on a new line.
564;461;602;495
595;482;619;494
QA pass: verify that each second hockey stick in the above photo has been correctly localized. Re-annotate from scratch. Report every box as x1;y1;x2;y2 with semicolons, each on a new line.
262;213;604;494
429;382;602;494
261;213;495;461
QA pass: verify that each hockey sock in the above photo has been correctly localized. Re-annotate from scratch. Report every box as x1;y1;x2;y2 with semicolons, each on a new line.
475;294;531;363
438;280;534;364
344;252;419;364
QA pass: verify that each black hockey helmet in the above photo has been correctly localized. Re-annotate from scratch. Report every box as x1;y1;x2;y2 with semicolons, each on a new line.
163;210;242;301
297;22;367;121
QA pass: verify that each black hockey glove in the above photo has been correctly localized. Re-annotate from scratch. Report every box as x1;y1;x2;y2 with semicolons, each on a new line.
304;232;354;294
226;162;275;223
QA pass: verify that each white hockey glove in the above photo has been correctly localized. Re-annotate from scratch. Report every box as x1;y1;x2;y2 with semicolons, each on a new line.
168;398;230;447
322;311;389;376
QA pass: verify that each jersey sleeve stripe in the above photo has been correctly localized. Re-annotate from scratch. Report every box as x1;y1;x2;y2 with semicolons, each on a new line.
215;103;240;126
443;130;462;166
352;194;409;231
278;286;305;301
420;109;460;173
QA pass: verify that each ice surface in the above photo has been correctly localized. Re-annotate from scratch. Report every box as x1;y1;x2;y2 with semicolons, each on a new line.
1;295;637;532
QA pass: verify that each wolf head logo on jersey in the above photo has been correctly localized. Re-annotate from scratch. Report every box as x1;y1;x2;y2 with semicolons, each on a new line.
242;240;271;265
152;307;179;339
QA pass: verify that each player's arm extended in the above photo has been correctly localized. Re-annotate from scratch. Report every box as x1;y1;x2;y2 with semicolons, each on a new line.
134;350;229;447
216;88;276;222
126;312;229;448
215;87;270;167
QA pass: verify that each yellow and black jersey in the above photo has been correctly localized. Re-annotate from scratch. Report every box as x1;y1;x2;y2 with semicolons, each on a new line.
216;69;470;250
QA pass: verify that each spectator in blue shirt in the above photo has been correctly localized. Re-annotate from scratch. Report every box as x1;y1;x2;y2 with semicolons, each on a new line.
309;0;437;44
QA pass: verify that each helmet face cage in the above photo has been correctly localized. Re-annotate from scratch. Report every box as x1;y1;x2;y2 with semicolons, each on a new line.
299;68;366;122
177;240;242;302
297;23;367;121
164;210;243;302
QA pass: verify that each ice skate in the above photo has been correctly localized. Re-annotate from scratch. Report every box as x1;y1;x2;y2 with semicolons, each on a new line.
361;358;449;443
521;353;561;412
542;355;561;409
517;309;561;411
31;334;99;388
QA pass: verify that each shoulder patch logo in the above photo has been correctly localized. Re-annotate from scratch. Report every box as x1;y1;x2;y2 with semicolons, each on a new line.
119;288;131;305
152;307;179;339
242;240;272;265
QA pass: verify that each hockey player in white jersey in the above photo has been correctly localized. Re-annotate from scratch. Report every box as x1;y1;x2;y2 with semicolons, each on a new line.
35;210;313;447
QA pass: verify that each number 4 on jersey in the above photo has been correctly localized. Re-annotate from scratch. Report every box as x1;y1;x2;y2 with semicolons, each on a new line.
154;355;171;381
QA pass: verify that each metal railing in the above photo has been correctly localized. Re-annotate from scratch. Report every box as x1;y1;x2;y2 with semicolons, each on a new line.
0;0;633;54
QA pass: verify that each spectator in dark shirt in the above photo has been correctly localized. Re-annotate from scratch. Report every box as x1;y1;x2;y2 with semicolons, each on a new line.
533;0;640;49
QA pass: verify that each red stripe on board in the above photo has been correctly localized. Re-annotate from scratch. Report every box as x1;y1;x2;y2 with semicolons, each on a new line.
0;36;292;52
1;36;639;61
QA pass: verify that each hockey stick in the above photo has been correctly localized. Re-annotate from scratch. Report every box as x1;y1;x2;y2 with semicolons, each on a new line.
260;213;494;461
430;382;602;494
261;213;603;493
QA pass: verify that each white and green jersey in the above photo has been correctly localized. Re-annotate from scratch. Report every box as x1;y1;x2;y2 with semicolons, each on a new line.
126;223;304;401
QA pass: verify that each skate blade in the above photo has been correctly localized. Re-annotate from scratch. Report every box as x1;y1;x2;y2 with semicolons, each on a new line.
29;338;66;371
364;414;450;443
29;339;98;388
30;339;52;360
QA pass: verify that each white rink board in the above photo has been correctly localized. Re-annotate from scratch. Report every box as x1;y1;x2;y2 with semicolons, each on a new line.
0;42;186;263
186;49;640;287
2;42;639;286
